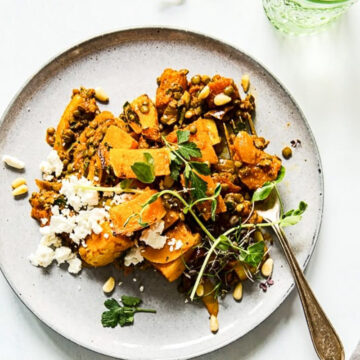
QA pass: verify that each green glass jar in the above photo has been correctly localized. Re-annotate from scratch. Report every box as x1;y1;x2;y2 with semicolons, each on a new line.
263;0;358;34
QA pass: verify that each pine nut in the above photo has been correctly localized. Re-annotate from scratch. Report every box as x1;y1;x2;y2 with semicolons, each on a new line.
261;258;274;277
2;155;25;169
196;283;204;297
12;184;28;197
95;87;109;102
254;230;264;242
102;276;115;293
11;177;27;189
241;75;250;92
214;93;231;106
210;314;219;333
198;85;210;100
233;282;243;301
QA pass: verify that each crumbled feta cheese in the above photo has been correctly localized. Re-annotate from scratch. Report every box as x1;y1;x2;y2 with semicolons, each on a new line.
40;150;63;180
140;221;167;249
54;246;73;264
67;257;82;274
40;218;48;225
124;247;144;267
2;154;25;169
104;233;109;239
60;175;98;211
93;176;99;182
110;193;132;205
175;240;183;250
40;205;108;245
40;233;62;248
29;244;55;267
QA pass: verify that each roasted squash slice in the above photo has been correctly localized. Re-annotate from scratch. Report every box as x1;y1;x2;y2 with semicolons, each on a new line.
202;279;219;316
110;189;166;235
130;95;160;141
142;222;201;264
109;148;171;178
103;125;138;149
79;222;133;267
152;248;193;282
233;131;282;190
54;88;98;158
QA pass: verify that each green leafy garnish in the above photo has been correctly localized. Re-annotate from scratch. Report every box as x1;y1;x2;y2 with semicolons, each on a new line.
190;161;211;175
279;201;308;227
131;152;155;184
188;171;207;199
101;297;156;328
177;141;202;160
176;130;190;144
252;166;286;203
239;241;265;267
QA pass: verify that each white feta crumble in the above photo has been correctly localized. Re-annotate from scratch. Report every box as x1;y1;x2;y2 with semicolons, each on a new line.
2;154;25;169
124;247;144;267
104;233;109;239
40;150;63;180
29;244;55;267
175;240;183;250
54;246;73;265
40;233;62;248
60;175;99;211
140;220;167;249
40;218;48;225
67;257;82;274
40;205;109;245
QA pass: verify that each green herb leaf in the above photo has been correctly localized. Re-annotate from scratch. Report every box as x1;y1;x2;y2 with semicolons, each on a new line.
120;179;134;190
121;295;142;307
239;241;265;267
280;201;308;227
189;171;207;199
102;309;120;328
176;130;190;144
131;152;155;184
170;154;182;180
178;142;202;160
190;161;211;175
104;298;121;310
251;166;286;203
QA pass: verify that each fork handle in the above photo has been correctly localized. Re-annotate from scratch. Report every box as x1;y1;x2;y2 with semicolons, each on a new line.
272;224;344;360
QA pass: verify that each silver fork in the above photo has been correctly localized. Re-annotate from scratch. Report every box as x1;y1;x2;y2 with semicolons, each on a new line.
256;189;344;360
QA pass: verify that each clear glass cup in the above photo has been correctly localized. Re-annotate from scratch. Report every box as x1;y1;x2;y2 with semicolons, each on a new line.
263;0;358;34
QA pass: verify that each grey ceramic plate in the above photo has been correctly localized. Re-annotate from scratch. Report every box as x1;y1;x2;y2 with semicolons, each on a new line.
0;28;323;360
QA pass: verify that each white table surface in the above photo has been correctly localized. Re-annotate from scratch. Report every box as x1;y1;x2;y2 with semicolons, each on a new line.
1;1;360;359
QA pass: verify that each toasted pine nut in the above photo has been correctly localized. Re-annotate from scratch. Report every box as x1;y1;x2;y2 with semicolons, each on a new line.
261;258;274;277
11;177;27;189
210;315;219;333
233;282;243;301
102;276;115;293
196;283;204;297
95;87;109;102
241;74;250;92
254;230;264;242
12;184;28;197
198;85;210;100
2;155;25;169
214;93;231;106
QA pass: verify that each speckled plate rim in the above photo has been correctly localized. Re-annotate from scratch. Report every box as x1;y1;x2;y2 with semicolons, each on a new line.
0;26;324;360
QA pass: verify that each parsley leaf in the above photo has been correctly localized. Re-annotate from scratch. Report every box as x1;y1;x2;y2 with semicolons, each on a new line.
170;153;182;180
189;171;207;200
252;166;286;202
176;130;190;144
101;297;156;329
131;152;155;184
190;161;211;175
178;142;202;160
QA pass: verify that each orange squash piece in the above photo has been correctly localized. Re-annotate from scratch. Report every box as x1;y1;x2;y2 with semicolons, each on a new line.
166;119;218;164
79;222;133;267
110;189;166;235
142;222;201;264
103;125;138;149
202;279;219;316
152;249;193;282
163;210;180;230
109;148;171;178
233;131;282;190
130;95;160;141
